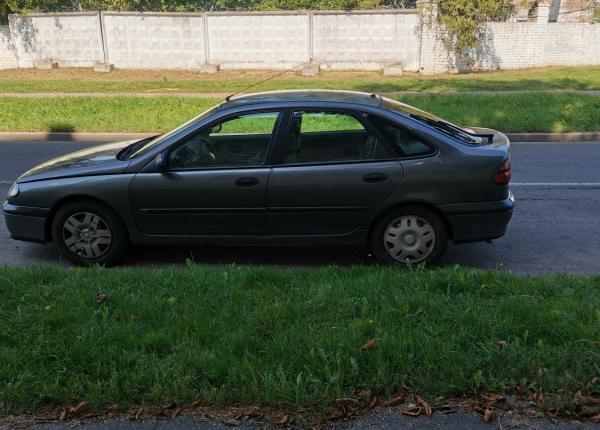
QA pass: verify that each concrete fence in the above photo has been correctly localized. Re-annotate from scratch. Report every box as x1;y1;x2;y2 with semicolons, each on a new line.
1;10;599;74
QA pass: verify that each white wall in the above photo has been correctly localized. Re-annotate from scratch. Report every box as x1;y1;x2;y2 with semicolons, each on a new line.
2;11;600;74
0;26;17;69
8;12;103;68
418;21;600;74
208;12;309;70
102;12;206;69
313;11;420;71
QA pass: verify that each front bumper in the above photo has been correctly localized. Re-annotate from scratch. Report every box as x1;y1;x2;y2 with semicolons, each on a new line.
440;192;515;244
3;201;49;243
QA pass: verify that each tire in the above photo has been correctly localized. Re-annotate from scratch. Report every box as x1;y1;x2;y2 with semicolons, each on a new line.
51;200;128;266
370;205;448;266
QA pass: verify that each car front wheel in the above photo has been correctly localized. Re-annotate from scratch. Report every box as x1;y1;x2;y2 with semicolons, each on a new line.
51;200;128;266
370;206;448;266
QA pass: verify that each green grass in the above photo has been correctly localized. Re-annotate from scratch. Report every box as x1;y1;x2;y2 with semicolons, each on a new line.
0;66;599;94
1;92;599;133
0;265;598;416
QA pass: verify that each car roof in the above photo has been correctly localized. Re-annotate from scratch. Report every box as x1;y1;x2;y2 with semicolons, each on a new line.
221;90;383;110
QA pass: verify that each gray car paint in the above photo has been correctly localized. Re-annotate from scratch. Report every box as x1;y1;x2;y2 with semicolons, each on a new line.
3;90;513;247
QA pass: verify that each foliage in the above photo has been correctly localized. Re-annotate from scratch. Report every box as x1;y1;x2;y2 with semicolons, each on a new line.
0;0;415;15
420;0;513;68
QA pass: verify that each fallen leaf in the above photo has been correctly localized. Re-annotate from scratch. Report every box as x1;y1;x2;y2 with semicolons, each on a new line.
591;413;600;423
360;338;379;350
401;406;422;416
69;401;88;417
483;408;494;422
276;414;289;425
384;394;406;406
96;292;108;304
416;395;432;416
496;340;508;348
58;408;67;422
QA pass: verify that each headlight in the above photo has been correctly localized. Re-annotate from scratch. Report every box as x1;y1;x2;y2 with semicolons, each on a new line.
7;183;19;199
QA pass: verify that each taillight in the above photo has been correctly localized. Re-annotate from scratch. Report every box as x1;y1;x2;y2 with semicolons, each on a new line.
494;158;512;185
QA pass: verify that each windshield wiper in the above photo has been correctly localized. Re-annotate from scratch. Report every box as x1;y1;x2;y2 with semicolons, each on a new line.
116;136;160;160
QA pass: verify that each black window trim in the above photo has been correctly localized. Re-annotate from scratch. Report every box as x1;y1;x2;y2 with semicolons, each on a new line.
164;107;285;172
270;107;399;168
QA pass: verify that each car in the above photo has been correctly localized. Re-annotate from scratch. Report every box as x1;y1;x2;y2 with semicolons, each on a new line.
3;90;514;266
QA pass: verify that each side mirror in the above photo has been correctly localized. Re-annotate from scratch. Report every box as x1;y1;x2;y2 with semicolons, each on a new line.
154;153;166;171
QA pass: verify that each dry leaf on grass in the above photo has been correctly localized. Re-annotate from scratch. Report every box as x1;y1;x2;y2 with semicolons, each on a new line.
385;394;407;407
496;340;508;348
95;292;108;304
360;338;379;350
483;408;494;422
416;395;432;416
400;405;422;416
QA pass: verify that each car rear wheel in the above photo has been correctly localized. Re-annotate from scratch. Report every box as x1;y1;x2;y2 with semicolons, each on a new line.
51;200;128;266
370;206;448;266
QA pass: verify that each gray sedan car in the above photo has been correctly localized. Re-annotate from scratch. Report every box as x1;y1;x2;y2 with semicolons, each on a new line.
3;90;514;266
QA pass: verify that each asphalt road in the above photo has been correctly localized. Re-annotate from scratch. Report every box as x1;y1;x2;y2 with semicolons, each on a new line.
1;140;599;274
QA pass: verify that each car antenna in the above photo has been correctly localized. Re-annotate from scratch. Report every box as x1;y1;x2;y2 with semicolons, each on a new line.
225;62;307;102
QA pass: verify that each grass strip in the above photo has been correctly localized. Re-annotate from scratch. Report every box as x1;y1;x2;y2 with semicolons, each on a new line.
0;265;598;415
0;93;599;133
0;66;599;93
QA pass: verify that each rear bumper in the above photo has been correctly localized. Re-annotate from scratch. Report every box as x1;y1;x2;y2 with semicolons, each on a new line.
2;201;49;244
440;193;514;244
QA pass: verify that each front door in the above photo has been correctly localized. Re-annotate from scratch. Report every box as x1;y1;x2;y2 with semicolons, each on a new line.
130;111;281;236
267;109;403;236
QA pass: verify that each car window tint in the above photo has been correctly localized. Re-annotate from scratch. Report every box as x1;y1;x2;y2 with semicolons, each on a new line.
168;112;279;169
370;117;433;157
284;110;389;164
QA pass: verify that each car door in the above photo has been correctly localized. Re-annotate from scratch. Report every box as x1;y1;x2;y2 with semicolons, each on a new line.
130;110;282;236
267;109;403;236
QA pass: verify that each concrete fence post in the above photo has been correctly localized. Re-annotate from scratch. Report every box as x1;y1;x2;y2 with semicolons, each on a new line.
307;10;314;62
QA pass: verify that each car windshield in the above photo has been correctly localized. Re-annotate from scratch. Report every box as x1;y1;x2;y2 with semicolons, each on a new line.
381;97;485;145
128;104;223;158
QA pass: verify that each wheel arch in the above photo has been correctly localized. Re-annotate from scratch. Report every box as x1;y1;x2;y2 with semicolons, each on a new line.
45;195;125;242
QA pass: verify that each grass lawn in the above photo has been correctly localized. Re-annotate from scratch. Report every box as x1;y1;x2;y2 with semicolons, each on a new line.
1;92;598;133
0;265;598;416
0;66;598;94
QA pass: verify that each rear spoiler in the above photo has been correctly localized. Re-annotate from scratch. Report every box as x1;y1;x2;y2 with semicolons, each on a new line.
470;133;495;144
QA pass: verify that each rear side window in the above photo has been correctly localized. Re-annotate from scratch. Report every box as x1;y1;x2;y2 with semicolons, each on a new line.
370;117;434;157
284;110;390;164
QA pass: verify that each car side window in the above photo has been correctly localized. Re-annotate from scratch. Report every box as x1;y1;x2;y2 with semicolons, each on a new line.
370;116;434;157
283;110;390;164
168;112;279;169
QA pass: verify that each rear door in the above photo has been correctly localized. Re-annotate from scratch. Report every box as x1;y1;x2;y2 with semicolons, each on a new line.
267;109;403;236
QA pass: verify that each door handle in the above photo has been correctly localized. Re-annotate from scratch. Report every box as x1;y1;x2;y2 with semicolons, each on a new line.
363;173;388;183
235;177;260;187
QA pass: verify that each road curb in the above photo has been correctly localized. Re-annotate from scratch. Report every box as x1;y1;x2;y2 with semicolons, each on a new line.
0;131;598;143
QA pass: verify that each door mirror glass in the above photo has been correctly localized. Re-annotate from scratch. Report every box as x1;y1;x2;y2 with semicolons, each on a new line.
154;153;166;171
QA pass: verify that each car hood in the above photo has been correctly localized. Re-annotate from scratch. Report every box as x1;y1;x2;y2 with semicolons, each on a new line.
17;140;137;183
